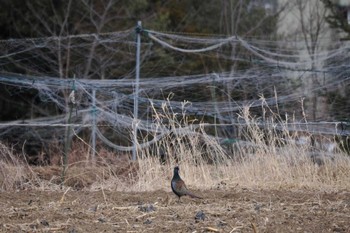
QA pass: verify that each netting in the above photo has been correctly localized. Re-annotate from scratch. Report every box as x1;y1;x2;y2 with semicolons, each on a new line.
0;27;349;153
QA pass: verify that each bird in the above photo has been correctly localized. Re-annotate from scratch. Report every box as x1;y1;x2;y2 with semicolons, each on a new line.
171;166;202;202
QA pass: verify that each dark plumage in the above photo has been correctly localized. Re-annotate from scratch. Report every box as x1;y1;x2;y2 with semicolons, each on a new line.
171;166;202;202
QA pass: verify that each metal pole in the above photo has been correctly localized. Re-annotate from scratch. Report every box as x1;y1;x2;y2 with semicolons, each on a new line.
211;73;219;138
91;88;96;161
61;76;76;186
132;21;142;160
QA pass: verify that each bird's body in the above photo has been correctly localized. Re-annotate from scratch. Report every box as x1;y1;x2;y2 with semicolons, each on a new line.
171;166;202;201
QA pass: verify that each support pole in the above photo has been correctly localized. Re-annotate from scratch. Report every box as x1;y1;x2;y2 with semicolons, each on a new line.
132;21;142;161
211;73;219;138
61;75;76;186
91;89;96;161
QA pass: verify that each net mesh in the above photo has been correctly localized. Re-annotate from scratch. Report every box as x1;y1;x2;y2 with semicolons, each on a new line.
0;28;349;152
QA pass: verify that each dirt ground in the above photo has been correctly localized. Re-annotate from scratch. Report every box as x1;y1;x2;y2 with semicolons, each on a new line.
0;187;349;233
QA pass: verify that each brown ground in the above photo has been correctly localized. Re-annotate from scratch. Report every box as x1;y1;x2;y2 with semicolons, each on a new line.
0;188;349;233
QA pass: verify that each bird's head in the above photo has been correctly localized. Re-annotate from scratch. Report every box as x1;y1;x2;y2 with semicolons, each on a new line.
173;166;181;178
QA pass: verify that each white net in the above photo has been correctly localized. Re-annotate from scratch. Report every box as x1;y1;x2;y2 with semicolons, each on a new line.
0;28;349;153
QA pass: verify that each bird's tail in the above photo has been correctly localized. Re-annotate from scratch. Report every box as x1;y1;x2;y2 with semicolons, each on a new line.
187;191;203;199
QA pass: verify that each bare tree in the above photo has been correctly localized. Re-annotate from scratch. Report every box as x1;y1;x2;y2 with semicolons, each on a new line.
280;0;330;121
293;0;329;121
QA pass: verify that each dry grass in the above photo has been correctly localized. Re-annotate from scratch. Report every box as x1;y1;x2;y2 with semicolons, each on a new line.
0;102;350;192
0;142;29;190
125;102;350;192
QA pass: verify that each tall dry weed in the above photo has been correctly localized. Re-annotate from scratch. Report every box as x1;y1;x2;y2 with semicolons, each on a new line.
114;99;350;192
1;98;349;192
0;142;30;190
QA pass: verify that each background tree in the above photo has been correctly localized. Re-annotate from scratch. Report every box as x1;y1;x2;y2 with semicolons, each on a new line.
296;0;328;121
321;0;350;35
0;0;290;159
320;0;350;121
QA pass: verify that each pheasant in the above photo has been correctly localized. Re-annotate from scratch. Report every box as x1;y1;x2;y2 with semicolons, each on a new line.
171;166;202;202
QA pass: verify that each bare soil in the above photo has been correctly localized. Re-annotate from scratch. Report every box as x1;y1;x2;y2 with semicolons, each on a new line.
0;188;349;232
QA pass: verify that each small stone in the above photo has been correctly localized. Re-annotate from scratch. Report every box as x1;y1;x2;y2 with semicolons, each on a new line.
40;219;49;227
68;228;78;233
217;220;227;227
195;210;206;222
143;219;152;224
138;204;156;212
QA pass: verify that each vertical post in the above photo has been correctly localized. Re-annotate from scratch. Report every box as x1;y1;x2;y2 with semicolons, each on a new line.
211;73;218;138
61;75;76;186
91;89;96;161
132;21;142;160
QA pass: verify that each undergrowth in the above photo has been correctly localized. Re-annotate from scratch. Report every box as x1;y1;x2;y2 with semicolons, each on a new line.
0;99;349;192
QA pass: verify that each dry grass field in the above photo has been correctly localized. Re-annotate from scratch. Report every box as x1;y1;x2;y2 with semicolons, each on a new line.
1;107;350;232
0;187;349;232
0;151;350;233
